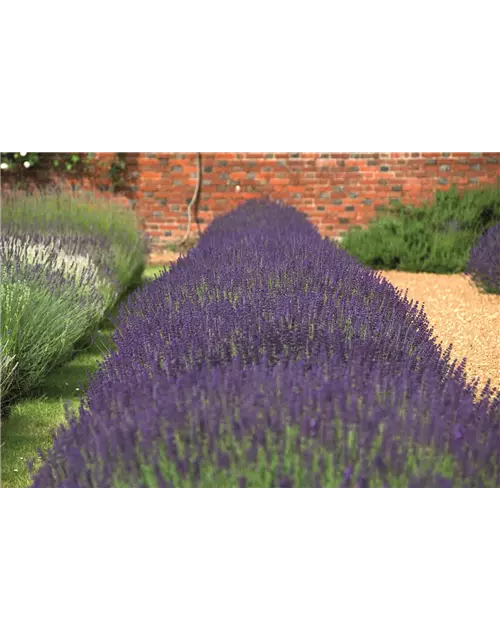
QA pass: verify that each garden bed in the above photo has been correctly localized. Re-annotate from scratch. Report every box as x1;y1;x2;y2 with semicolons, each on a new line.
4;262;497;488
3;191;499;488
28;201;500;488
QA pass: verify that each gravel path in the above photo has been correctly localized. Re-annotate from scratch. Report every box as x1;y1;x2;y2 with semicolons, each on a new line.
149;250;182;265
379;270;500;396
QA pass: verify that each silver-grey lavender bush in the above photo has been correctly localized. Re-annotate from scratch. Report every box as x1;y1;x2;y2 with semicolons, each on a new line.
0;234;110;410
1;189;148;413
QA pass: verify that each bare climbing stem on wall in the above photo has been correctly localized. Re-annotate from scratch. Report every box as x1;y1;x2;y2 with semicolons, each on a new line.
180;152;202;246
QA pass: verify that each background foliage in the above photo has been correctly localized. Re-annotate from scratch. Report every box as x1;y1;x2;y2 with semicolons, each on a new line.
1;152;91;174
0;152;128;191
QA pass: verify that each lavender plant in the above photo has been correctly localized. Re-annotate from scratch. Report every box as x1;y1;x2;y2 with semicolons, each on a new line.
2;229;119;309
2;188;148;291
31;200;500;488
1;188;148;414
1;326;19;405
0;235;109;413
32;354;500;488
464;222;500;294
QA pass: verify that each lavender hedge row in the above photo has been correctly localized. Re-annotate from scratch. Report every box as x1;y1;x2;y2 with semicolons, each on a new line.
465;222;500;294
32;201;500;487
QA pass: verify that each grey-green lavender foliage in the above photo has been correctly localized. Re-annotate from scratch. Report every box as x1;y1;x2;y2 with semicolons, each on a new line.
0;189;148;414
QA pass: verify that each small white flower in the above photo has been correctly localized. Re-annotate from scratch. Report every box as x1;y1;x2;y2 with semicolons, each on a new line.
23;161;31;168
75;388;80;391
14;468;18;472
0;163;8;170
20;152;27;157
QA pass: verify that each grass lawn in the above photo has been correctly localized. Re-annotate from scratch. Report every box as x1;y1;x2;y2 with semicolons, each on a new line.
0;264;168;488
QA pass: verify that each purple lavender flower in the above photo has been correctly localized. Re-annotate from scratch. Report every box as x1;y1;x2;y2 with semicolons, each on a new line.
465;223;500;294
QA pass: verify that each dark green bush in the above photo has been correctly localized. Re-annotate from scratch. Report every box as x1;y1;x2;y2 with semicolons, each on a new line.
341;186;500;273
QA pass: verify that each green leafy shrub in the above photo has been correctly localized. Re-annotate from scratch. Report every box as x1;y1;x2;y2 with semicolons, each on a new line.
0;153;91;182
0;152;42;172
0;152;134;194
108;153;128;192
341;186;500;273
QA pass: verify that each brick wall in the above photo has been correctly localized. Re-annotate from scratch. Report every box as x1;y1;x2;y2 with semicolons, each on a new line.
121;152;500;252
2;152;499;253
